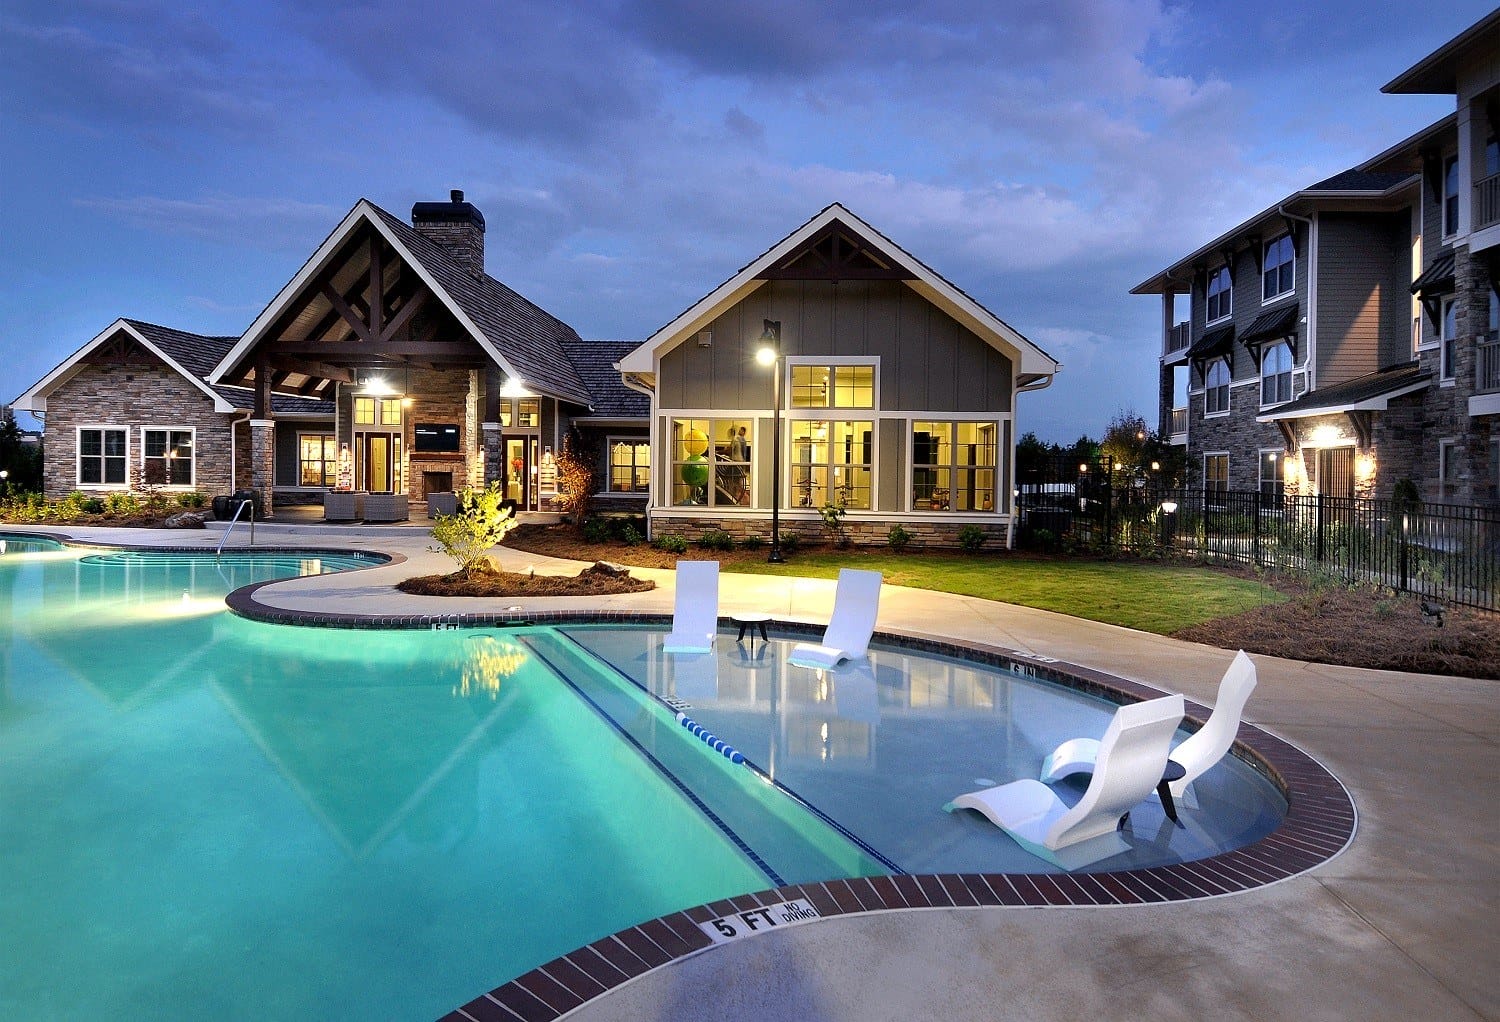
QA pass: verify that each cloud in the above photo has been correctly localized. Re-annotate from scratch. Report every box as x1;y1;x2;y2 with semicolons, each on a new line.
74;194;342;251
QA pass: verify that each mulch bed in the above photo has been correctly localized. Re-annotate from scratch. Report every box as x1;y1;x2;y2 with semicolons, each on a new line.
397;561;655;598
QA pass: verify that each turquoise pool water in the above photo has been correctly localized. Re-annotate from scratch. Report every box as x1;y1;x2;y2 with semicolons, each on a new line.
0;544;1288;1020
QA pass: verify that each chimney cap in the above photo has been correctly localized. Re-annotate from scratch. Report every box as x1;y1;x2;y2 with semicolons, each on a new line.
411;190;485;232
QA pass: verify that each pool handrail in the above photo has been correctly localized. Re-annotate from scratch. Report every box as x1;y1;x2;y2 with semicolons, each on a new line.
215;497;255;558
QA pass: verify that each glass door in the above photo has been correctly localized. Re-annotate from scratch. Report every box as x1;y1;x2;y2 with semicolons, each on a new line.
504;438;530;509
363;434;392;493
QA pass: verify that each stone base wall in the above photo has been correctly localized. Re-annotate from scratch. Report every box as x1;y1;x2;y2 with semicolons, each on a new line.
651;514;1011;549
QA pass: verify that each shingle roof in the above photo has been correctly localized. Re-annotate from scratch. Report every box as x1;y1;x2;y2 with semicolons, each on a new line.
366;204;595;406
1261;362;1430;418
1412;251;1456;296
1306;170;1413;192
125;320;332;415
1240;303;1300;347
560;339;649;418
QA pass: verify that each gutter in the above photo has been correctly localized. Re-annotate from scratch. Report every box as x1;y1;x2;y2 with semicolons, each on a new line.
1278;204;1317;395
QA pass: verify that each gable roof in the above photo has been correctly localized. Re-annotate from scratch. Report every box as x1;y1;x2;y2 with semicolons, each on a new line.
210;199;594;407
559;339;649;418
616;203;1060;379
1383;8;1500;95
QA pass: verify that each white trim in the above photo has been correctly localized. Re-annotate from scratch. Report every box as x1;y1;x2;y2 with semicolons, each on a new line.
1256;378;1432;420
783;356;880;413
605;434;651;495
1439;295;1459;382
1202;451;1230;493
75;424;130;489
1257;447;1286;498
140;425;198;489
1205;263;1233;325
293;429;339;489
617;203;1060;378
14;320;236;414
1437;437;1460;500
1260;231;1297;305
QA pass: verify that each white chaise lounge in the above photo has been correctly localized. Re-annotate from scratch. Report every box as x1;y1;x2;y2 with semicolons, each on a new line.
1041;650;1257;807
663;560;719;653
787;568;882;669
945;694;1185;870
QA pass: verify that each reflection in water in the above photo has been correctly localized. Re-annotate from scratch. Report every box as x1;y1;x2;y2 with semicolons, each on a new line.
455;633;529;699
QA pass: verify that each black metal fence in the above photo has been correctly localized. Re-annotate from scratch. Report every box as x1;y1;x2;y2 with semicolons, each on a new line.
1016;480;1500;612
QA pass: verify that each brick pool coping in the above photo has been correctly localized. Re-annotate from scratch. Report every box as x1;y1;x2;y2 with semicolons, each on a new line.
214;588;1356;1022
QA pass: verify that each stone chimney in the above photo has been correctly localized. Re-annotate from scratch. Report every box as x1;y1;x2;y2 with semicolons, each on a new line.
411;189;486;277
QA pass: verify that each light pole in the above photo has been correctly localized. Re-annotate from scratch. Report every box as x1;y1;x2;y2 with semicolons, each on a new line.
755;319;785;563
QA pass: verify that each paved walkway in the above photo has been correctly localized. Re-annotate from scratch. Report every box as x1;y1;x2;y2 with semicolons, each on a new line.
13;521;1498;1021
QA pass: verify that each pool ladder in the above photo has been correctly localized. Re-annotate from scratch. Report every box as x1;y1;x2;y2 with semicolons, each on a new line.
215;498;255;558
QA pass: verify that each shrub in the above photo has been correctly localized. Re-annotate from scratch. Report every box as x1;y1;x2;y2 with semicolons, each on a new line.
818;502;850;548
741;534;765;550
779;531;801;553
430;482;518;577
104;491;140;515
619;524;644;546
653;534;688;554
81;497;105;514
582;518;612;543
887;524;911;552
957;524;986;553
698;529;735;551
177;491;207;509
610;515;648;540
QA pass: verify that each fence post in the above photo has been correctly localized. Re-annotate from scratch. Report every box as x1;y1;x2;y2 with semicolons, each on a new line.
1316;492;1326;563
1253;489;1262;567
1399;512;1409;593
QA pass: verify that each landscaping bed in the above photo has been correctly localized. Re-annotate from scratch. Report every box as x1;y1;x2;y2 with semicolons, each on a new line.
398;561;655;598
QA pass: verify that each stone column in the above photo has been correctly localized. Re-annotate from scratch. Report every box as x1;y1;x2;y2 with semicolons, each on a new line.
465;370;484;489
482;422;504;490
250;419;275;518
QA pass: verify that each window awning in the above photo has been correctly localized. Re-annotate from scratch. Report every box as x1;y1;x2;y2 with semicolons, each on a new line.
1239;303;1299;353
1188;324;1234;363
1411;251;1456;298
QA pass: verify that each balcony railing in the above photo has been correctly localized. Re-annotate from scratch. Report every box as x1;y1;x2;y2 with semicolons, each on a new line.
1169;406;1187;436
1479;336;1500;394
1476;172;1500;232
1165;321;1190;357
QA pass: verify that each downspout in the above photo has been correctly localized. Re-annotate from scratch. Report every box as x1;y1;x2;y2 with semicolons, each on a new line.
618;369;657;540
1010;370;1059;548
229;411;252;493
1277;203;1316;395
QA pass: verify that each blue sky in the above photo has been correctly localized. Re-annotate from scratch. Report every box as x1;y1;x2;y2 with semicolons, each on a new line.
0;1;1486;440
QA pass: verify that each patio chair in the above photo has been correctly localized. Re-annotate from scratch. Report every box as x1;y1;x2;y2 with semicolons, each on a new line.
788;568;882;669
663;560;719;653
1041;650;1257;807
945;694;1185;870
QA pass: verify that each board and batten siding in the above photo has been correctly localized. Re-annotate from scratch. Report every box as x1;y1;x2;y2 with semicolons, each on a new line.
655;279;1014;413
1315;211;1412;387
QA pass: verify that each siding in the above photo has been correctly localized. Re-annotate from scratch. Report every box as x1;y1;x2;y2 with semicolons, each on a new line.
1315;211;1411;385
1188;220;1308;390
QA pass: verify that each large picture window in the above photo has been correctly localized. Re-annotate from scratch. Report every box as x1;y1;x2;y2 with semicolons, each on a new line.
143;428;194;486
1205;359;1230;415
1262;234;1294;301
789;363;875;409
1206;265;1232;323
1260;342;1293;405
670;418;751;506
299;434;338;487
78;427;127;486
912;421;997;512
609;439;651;493
790;420;872;509
1204;453;1229;500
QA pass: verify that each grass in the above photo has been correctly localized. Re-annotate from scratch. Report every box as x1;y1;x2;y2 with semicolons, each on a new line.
723;553;1284;634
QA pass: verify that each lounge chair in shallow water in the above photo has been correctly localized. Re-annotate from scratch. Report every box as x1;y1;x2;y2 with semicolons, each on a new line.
1040;650;1257;808
663;560;719;653
945;694;1185;870
787;568;882;669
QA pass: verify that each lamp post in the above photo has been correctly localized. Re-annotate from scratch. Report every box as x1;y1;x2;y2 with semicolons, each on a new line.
755;319;785;563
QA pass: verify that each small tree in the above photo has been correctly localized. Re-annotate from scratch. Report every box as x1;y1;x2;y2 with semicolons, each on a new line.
431;482;518;577
555;427;599;530
818;502;850;547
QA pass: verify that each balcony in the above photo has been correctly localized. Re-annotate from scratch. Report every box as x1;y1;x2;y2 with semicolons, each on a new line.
1164;321;1190;359
1479;336;1500;394
1169;406;1187;441
1476;172;1500;233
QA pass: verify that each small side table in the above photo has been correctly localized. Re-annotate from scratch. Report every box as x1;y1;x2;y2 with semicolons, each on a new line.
731;612;771;647
1121;759;1187;829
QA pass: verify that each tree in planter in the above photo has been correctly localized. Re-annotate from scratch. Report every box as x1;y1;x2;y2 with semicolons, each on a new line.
431;482;518;577
555;427;599;532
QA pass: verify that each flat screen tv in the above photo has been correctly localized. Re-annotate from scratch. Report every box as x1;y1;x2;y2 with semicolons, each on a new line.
414;423;461;453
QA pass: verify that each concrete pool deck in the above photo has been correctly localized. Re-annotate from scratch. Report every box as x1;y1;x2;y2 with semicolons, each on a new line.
10;521;1497;1021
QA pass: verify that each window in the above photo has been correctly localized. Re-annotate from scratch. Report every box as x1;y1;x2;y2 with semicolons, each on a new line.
517;399;540;427
670;417;751;507
1438;439;1460;501
1443;155;1459;236
299;434;338;487
1206;265;1232;324
380;399;402;426
1487;136;1499;177
912;421;998;512
1262;234;1294;301
353;397;375;425
608;439;650;493
790;420;872;509
77;427;127;486
1205;358;1230;415
1259;450;1284;501
143;428;194;486
1204;453;1228;499
1260;342;1293;405
1440;296;1458;381
789;363;875;409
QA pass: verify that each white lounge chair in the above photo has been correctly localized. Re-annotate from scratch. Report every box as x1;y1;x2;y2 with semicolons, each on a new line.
663;560;719;653
1041;650;1257;807
945;694;1185;870
788;568;882;669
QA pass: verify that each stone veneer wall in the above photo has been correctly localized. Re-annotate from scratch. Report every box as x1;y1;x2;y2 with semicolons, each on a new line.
1185;385;1288;492
403;367;480;506
41;361;234;499
652;515;1009;549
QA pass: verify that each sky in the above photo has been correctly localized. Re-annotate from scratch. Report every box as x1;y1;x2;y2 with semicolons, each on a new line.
0;1;1487;441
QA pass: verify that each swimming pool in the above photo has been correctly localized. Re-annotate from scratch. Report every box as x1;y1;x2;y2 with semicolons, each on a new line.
0;544;1302;1020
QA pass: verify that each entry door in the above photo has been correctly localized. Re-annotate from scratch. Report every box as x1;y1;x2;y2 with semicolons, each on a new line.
504;438;538;510
364;434;392;493
1316;447;1354;499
